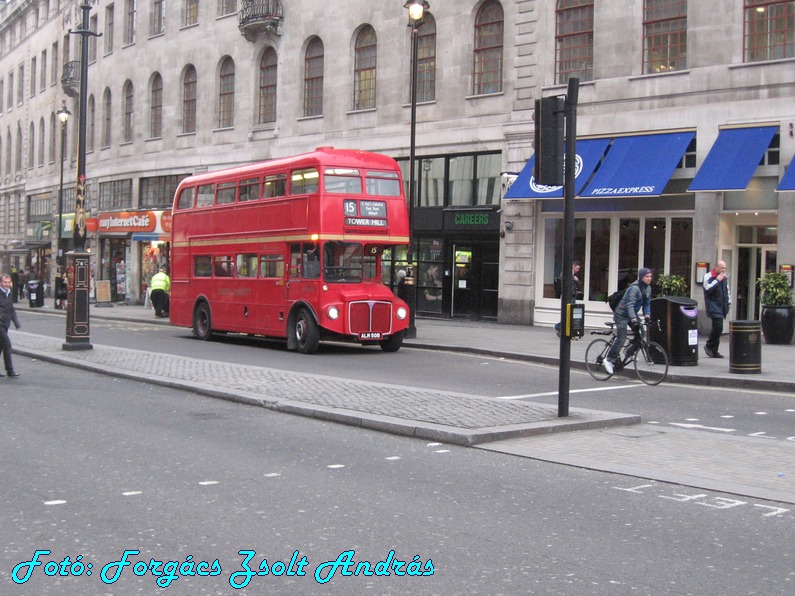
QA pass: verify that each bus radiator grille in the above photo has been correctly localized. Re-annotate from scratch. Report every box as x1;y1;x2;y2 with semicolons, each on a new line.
349;301;393;335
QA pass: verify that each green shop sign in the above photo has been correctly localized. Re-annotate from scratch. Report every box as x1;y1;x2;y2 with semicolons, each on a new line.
444;210;497;231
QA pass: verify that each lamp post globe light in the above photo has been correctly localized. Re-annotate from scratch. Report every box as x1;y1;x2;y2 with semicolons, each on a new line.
54;102;71;308
403;0;429;339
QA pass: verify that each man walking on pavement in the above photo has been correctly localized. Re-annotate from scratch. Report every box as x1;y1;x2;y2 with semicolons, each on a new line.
0;273;22;377
703;260;731;358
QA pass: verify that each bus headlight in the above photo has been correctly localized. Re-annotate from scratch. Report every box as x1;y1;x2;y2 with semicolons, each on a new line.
396;306;408;320
327;306;340;320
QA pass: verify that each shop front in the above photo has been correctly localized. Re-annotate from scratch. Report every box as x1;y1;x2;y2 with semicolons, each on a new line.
96;210;171;304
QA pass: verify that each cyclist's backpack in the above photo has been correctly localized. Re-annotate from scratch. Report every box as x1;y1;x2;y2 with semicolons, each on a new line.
606;289;624;312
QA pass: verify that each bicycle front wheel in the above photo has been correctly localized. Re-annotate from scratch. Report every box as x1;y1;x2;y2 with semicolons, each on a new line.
634;341;669;385
586;338;613;381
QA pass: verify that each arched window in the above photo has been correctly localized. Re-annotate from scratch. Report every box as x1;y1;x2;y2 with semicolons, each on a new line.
416;14;437;103
16;124;23;172
303;37;324;117
49;113;56;162
258;48;277;124
87;95;95;152
38;117;45;166
218;57;235;128
28;123;35;170
183;65;197;133
150;73;163;137
123;80;134;143
102;88;112;147
556;0;594;83
6;130;12;175
353;26;377;110
473;0;504;95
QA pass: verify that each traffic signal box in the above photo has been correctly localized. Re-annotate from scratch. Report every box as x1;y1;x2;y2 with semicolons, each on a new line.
564;303;585;338
533;96;565;186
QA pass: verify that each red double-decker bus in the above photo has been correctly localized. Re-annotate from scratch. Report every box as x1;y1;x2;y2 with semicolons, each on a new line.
169;147;410;354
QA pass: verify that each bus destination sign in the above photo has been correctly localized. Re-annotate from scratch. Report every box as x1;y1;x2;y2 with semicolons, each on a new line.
344;199;387;227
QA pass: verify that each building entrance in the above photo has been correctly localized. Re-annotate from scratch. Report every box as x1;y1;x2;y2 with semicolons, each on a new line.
450;241;498;321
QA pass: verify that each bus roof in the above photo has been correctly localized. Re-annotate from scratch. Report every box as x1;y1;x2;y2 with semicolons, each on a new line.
177;147;400;187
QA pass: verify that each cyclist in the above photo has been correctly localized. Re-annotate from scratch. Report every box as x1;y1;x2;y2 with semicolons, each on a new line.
604;267;653;374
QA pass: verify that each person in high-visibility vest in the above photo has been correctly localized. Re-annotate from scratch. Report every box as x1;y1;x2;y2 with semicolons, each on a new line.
149;267;171;317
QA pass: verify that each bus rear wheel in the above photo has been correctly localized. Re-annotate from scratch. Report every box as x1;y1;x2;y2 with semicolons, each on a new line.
193;303;213;341
294;308;320;354
379;330;404;353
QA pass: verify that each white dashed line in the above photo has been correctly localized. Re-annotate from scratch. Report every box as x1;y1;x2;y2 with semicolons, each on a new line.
44;500;66;506
264;473;281;478
199;481;219;486
327;464;345;469
122;491;142;496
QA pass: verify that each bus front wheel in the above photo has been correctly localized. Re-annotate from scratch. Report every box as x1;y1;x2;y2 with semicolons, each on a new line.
294;308;320;354
379;330;404;353
193;303;213;341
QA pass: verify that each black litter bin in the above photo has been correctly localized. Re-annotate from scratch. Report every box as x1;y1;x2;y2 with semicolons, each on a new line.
729;320;762;374
27;280;44;308
649;296;699;366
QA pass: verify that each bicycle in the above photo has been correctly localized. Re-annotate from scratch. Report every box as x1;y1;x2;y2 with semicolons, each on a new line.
585;319;669;385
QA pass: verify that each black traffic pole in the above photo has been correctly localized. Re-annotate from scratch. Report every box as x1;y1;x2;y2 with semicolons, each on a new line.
557;77;579;417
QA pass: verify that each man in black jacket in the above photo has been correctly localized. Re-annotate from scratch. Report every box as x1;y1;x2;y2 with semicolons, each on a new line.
0;273;22;376
703;260;731;358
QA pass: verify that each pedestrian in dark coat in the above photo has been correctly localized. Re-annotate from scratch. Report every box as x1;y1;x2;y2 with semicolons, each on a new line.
0;273;22;377
703;260;731;358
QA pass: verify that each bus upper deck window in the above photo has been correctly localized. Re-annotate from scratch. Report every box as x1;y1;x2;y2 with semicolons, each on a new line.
177;187;195;209
325;168;362;194
290;169;319;195
216;181;237;204
238;178;261;202
366;171;401;196
196;184;214;207
263;174;286;198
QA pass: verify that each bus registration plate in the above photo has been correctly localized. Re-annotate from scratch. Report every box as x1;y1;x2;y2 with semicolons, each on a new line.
359;332;382;340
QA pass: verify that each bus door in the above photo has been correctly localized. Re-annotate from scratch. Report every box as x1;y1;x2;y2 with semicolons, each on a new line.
288;243;321;304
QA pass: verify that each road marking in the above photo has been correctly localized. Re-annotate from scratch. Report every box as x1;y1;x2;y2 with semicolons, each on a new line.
263;473;281;478
669;423;735;432
327;464;345;469
199;481;219;485
44;500;67;506
385;456;401;461
496;384;640;400
435;450;450;454
748;431;776;439
122;491;142;496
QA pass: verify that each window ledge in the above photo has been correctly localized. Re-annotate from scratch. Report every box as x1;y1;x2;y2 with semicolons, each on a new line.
297;114;324;121
346;108;377;115
465;91;504;100
213;126;235;132
730;56;795;70
401;100;436;108
628;69;690;82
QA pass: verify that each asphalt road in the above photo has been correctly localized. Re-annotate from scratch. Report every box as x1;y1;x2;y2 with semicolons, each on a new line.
2;357;793;595
20;311;795;444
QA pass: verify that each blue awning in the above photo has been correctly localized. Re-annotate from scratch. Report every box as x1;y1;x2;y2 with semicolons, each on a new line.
688;126;778;191
776;156;795;191
579;131;695;198
503;137;611;199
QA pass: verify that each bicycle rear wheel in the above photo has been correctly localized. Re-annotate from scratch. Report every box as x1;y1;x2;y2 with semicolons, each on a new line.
585;339;613;381
634;340;669;385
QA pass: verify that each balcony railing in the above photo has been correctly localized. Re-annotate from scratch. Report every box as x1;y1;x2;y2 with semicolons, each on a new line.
238;0;284;42
61;60;80;98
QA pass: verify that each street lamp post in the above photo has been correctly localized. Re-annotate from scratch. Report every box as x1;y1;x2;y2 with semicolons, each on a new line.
404;0;429;339
64;1;99;351
54;102;71;308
